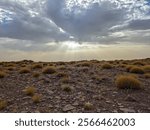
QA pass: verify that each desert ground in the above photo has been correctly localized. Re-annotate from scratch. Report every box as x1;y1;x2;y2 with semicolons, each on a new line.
0;58;150;113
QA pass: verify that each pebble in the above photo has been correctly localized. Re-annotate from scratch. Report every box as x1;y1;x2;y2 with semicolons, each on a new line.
120;108;135;113
63;104;75;112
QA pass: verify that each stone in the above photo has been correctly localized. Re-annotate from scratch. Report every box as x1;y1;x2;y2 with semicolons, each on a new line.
63;104;75;112
72;102;79;106
120;108;135;113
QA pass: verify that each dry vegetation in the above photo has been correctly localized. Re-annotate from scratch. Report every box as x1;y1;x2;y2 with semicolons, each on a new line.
23;86;36;96
42;66;56;74
0;58;150;113
115;75;142;89
0;71;6;78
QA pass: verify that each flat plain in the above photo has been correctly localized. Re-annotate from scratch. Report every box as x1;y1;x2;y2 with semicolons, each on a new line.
0;58;150;113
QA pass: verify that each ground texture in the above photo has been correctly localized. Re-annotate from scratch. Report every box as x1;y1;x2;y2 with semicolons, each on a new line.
0;58;150;113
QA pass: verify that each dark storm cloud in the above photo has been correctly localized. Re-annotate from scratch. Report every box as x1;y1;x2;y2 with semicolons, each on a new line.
0;0;150;47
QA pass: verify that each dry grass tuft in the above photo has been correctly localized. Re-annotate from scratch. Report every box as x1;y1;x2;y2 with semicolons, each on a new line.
115;75;142;89
101;63;112;69
19;67;31;74
60;77;70;83
84;102;93;110
32;64;43;69
32;94;41;103
0;100;7;110
56;72;68;78
24;86;36;96
129;66;144;74
144;73;150;78
0;71;6;78
132;61;145;66
42;66;56;74
75;62;91;67
61;85;72;92
32;72;40;78
143;65;150;73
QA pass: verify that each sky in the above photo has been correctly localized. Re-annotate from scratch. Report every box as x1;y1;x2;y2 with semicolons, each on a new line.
0;0;150;61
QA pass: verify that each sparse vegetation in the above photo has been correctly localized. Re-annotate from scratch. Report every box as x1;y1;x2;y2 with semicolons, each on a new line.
144;73;150;78
32;72;40;78
126;65;134;72
24;86;36;96
32;94;41;103
19;67;31;74
75;62;91;67
0;71;6;78
115;75;142;89
101;63;112;69
56;72;68;78
129;66;144;74
132;61;145;66
42;66;56;74
84;102;93;110
0;100;7;110
32;64;43;69
60;77;70;83
143;65;150;73
0;59;150;113
61;85;72;92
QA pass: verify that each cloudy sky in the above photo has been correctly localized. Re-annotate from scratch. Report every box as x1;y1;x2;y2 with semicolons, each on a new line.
0;0;150;61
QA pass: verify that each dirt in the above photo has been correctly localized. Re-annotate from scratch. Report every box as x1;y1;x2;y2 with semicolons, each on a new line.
0;59;150;113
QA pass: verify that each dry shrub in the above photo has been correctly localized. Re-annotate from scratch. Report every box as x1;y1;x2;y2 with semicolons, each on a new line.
126;65;134;72
75;62;91;67
32;64;43;69
60;77;70;83
144;73;150;78
130;66;144;74
132;61;145;66
42;66;56;74
0;100;7;110
143;65;150;73
101;63;112;69
32;94;41;103
115;75;142;89
61;85;72;92
56;72;68;78
24;86;36;96
84;102;93;110
0;71;6;78
32;72;40;78
19;67;31;74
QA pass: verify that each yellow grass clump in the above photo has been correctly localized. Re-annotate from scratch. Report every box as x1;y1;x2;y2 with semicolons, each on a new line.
32;94;41;103
0;100;7;110
24;86;36;96
129;66;144;74
84;102;93;110
115;75;142;89
0;71;6;78
42;66;56;74
101;63;112;69
19;67;31;74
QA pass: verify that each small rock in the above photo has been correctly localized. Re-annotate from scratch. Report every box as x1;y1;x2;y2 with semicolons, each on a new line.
72;102;79;106
106;100;111;104
48;104;53;108
63;104;75;112
120;108;135;113
113;110;118;113
47;90;54;95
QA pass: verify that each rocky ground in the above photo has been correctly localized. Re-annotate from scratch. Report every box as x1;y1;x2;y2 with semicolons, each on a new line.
0;58;150;113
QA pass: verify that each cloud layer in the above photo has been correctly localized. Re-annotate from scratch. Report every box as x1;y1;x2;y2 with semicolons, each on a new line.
0;0;150;47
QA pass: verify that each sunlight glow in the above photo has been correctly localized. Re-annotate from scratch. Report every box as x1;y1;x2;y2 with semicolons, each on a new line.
64;41;81;49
